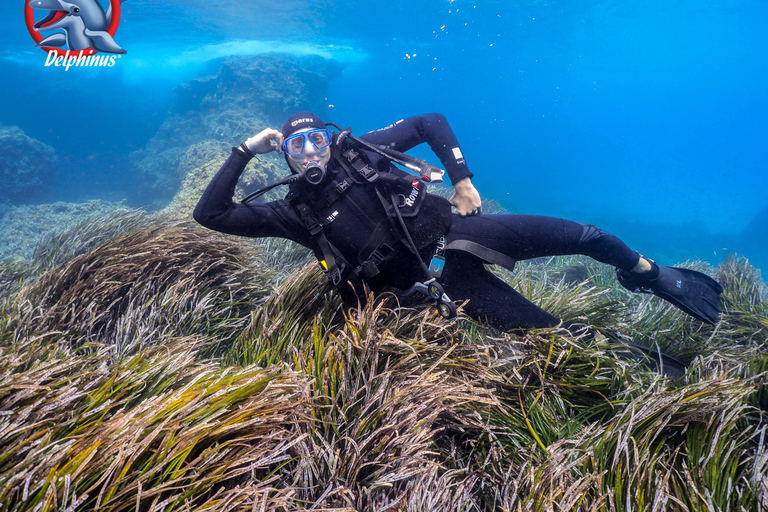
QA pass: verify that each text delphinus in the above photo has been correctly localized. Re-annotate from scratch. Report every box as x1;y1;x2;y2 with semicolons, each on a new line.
44;50;120;71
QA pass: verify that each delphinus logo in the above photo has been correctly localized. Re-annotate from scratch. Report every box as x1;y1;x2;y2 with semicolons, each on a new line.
24;0;127;71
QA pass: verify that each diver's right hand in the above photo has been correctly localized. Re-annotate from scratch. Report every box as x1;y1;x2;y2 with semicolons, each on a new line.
450;178;483;216
244;128;284;154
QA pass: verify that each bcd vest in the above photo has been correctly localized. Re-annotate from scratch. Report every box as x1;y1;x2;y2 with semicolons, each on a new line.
285;138;452;291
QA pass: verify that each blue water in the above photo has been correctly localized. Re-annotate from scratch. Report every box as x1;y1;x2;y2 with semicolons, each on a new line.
1;0;767;270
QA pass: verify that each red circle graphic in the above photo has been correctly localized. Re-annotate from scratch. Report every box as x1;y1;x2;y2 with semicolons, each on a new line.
24;0;122;57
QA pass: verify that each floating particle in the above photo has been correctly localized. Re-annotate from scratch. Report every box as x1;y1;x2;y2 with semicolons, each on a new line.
440;25;446;30
489;43;494;47
328;104;335;108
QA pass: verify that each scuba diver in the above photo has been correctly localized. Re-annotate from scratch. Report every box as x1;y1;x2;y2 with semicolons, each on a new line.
194;112;723;339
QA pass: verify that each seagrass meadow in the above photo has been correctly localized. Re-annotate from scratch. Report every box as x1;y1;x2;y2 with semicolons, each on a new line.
1;210;767;512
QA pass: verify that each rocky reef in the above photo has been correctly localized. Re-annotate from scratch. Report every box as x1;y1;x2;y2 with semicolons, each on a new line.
131;55;340;204
159;139;286;221
739;205;768;272
0;125;58;205
0;54;333;269
0;199;127;262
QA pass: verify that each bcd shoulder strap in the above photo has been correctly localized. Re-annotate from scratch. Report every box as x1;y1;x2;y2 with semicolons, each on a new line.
288;193;346;285
337;146;380;184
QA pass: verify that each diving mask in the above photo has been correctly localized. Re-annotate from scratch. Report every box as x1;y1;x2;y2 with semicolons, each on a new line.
282;128;332;156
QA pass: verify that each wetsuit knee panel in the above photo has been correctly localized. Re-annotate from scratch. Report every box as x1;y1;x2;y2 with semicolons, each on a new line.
579;224;607;244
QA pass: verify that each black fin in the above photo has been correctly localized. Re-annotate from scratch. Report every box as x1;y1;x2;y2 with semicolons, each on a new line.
618;264;723;325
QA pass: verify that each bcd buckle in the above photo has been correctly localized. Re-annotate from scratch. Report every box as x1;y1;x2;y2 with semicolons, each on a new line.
319;259;345;286
344;149;379;182
335;179;351;193
327;267;343;286
358;244;394;279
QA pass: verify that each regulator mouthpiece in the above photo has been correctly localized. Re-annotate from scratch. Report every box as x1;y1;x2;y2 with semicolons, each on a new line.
303;164;326;185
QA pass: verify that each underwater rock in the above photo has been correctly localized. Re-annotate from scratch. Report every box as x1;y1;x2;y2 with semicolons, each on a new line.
741;206;768;250
132;54;340;203
175;54;338;122
0;125;58;205
160;139;284;220
0;199;125;261
739;206;768;272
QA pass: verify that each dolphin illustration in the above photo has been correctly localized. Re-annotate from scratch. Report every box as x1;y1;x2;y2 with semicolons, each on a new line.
29;0;127;54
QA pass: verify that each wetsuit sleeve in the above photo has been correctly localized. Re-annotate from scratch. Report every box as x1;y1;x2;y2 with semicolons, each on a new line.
193;147;314;247
359;113;473;185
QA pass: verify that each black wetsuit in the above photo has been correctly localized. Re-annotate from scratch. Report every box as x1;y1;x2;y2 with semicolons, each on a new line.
194;114;640;331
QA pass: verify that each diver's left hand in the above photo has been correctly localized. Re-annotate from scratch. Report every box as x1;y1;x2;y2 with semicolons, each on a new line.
450;178;482;216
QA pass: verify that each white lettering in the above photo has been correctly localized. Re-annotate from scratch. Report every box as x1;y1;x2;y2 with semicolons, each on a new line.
64;53;79;71
291;118;314;127
42;50;122;70
404;180;420;206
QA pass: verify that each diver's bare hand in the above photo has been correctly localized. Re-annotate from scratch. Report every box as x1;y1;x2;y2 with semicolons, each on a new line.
450;178;482;216
244;128;284;154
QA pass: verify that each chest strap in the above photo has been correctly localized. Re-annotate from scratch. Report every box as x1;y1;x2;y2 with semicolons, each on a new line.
318;177;354;209
292;199;346;285
291;188;399;283
355;223;397;279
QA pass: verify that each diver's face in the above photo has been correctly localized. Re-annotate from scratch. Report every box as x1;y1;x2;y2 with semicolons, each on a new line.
284;128;332;175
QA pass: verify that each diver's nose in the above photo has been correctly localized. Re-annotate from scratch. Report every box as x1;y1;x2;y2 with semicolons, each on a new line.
303;139;319;158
